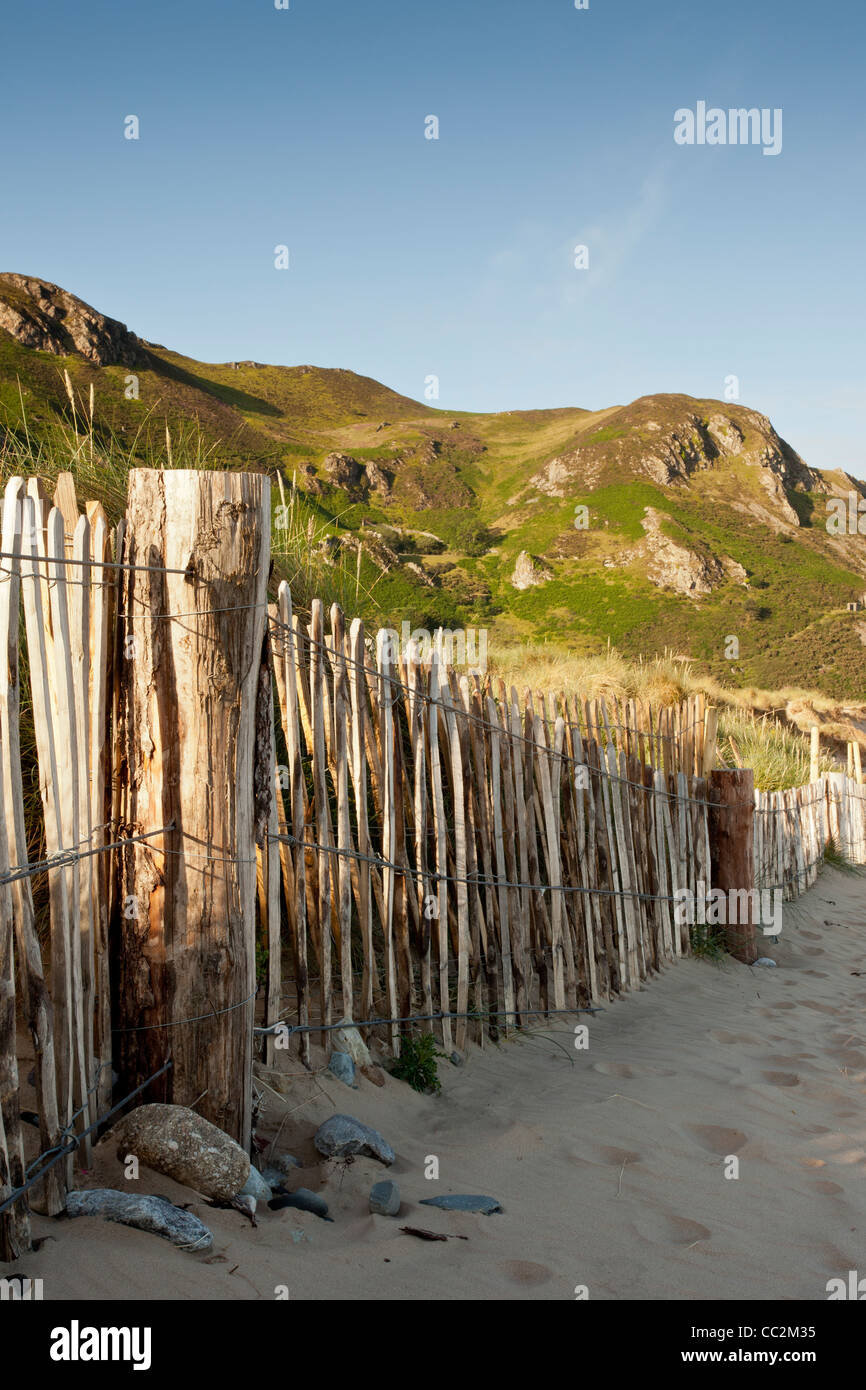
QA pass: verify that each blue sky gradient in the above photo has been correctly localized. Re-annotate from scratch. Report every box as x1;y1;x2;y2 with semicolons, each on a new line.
1;0;863;471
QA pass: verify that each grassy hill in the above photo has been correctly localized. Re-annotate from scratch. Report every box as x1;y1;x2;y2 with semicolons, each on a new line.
2;272;865;701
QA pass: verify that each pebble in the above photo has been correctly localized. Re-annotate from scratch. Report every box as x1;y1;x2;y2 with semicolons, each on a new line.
328;1052;357;1088
237;1166;272;1203
268;1188;332;1221
419;1194;502;1214
369;1180;401;1216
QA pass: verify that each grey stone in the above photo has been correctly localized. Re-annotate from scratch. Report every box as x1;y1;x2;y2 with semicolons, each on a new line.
268;1188;332;1221
65;1189;213;1250
419;1194;502;1214
259;1167;291;1193
369;1180;400;1216
238;1166;272;1202
328;1051;357;1088
331;1019;372;1067
314;1114;394;1166
754;957;778;967
449;1051;463;1067
109;1103;250;1201
268;1152;302;1177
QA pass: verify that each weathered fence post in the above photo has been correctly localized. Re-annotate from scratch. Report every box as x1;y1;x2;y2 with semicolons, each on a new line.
114;470;269;1148
708;769;758;964
810;726;820;784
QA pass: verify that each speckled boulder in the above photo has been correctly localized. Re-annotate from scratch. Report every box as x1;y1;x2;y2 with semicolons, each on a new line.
109;1104;251;1200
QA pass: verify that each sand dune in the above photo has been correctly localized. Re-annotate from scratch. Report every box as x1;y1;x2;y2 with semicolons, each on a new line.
9;866;865;1302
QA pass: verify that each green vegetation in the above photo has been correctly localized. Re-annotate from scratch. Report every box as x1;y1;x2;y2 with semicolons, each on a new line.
2;278;865;706
391;1033;445;1094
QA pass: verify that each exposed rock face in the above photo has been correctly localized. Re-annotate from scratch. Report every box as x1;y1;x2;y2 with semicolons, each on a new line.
525;397;820;502
529;454;579;497
109;1103;251;1200
721;555;749;585
641;507;725;598
324;452;365;497
364;461;393;498
294;462;323;496
511;550;552;590
0;273;145;367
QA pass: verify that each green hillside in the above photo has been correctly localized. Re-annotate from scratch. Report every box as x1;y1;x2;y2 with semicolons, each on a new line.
2;273;865;698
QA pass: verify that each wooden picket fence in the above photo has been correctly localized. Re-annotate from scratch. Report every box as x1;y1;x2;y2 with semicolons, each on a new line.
754;774;866;902
262;586;715;1066
1;473;117;1260
1;464;862;1264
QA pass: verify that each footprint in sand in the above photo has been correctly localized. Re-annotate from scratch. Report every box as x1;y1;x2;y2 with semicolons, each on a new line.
501;1259;552;1287
687;1124;748;1154
597;1145;642;1166
708;1029;761;1045
761;1071;800;1087
635;1212;711;1246
834;1048;866;1068
811;1180;844;1195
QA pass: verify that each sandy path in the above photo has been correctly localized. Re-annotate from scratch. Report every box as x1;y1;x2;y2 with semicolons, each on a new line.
8;866;865;1302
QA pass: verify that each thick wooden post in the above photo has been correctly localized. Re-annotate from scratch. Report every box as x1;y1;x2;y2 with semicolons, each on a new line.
708;769;758;964
114;470;269;1147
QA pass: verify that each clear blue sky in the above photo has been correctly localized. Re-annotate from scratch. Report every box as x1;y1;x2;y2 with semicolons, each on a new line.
1;0;863;473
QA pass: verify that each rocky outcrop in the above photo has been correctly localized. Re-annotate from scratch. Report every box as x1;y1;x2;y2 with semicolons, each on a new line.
641;508;725;598
364;461;393;499
0;273;145;367
525;397;820;505
511;550;552;589
324;452;365;497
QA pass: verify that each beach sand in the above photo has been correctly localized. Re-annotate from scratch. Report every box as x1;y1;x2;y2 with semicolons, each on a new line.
7;865;865;1302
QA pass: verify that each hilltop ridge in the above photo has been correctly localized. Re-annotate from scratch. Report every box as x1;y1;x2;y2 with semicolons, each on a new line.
1;272;864;698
